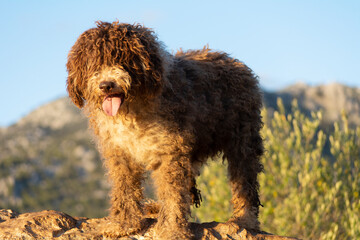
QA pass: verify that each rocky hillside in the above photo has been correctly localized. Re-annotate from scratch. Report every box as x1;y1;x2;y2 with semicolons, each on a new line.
0;98;109;218
0;83;359;219
264;82;360;128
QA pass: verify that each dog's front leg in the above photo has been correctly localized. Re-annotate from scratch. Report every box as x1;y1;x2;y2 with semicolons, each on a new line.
152;154;193;240
102;153;146;237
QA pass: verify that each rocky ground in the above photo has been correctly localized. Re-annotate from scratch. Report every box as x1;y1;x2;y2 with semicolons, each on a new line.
0;209;299;240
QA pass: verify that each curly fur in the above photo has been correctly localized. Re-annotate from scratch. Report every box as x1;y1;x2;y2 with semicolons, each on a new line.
67;21;264;239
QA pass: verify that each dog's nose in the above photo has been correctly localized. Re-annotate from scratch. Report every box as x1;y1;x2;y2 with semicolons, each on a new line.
99;81;115;93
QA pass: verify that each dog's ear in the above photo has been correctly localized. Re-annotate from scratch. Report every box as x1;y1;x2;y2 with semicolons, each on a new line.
66;73;85;108
111;23;164;99
66;27;97;108
135;26;164;98
66;48;86;108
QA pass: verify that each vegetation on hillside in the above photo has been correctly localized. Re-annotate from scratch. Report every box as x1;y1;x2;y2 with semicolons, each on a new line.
0;122;110;218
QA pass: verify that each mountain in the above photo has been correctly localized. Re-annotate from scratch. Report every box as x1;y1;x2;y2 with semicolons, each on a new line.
263;82;360;128
0;98;109;217
0;83;359;218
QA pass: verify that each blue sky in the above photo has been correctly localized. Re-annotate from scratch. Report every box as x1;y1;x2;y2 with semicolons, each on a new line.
0;0;359;126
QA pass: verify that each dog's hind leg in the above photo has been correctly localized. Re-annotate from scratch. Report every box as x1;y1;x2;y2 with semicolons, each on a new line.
151;154;193;240
224;122;264;231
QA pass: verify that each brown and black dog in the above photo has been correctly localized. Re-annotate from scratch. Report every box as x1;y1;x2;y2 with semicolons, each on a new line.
66;21;264;239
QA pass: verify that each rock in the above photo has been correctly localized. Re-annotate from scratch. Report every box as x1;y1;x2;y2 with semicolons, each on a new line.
0;209;299;240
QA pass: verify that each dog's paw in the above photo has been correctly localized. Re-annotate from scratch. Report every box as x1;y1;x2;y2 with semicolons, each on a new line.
153;225;193;240
101;218;152;238
154;231;194;240
102;222;138;238
227;216;260;232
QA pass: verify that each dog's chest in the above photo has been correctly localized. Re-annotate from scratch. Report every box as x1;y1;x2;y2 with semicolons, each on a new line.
96;116;173;167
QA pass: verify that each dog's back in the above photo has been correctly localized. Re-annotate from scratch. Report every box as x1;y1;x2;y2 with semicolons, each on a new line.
159;48;263;163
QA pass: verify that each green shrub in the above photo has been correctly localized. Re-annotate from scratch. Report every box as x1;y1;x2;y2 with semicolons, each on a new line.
260;99;359;239
193;98;360;240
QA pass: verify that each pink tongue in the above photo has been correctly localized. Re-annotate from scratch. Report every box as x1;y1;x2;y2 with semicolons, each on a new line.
102;96;122;116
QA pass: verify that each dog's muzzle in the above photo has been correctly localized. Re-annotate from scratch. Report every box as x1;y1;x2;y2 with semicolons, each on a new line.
99;81;124;117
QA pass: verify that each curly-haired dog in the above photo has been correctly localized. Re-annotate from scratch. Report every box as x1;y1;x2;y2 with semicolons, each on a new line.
66;21;264;239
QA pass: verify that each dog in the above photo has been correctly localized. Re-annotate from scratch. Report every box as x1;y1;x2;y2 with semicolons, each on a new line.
66;21;264;239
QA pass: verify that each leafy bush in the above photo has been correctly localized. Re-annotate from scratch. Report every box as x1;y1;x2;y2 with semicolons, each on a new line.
193;98;360;239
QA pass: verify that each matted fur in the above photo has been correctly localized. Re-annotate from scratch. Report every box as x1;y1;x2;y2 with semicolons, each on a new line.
66;21;264;239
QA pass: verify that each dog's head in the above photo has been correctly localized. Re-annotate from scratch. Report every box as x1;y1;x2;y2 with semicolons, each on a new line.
66;21;164;115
